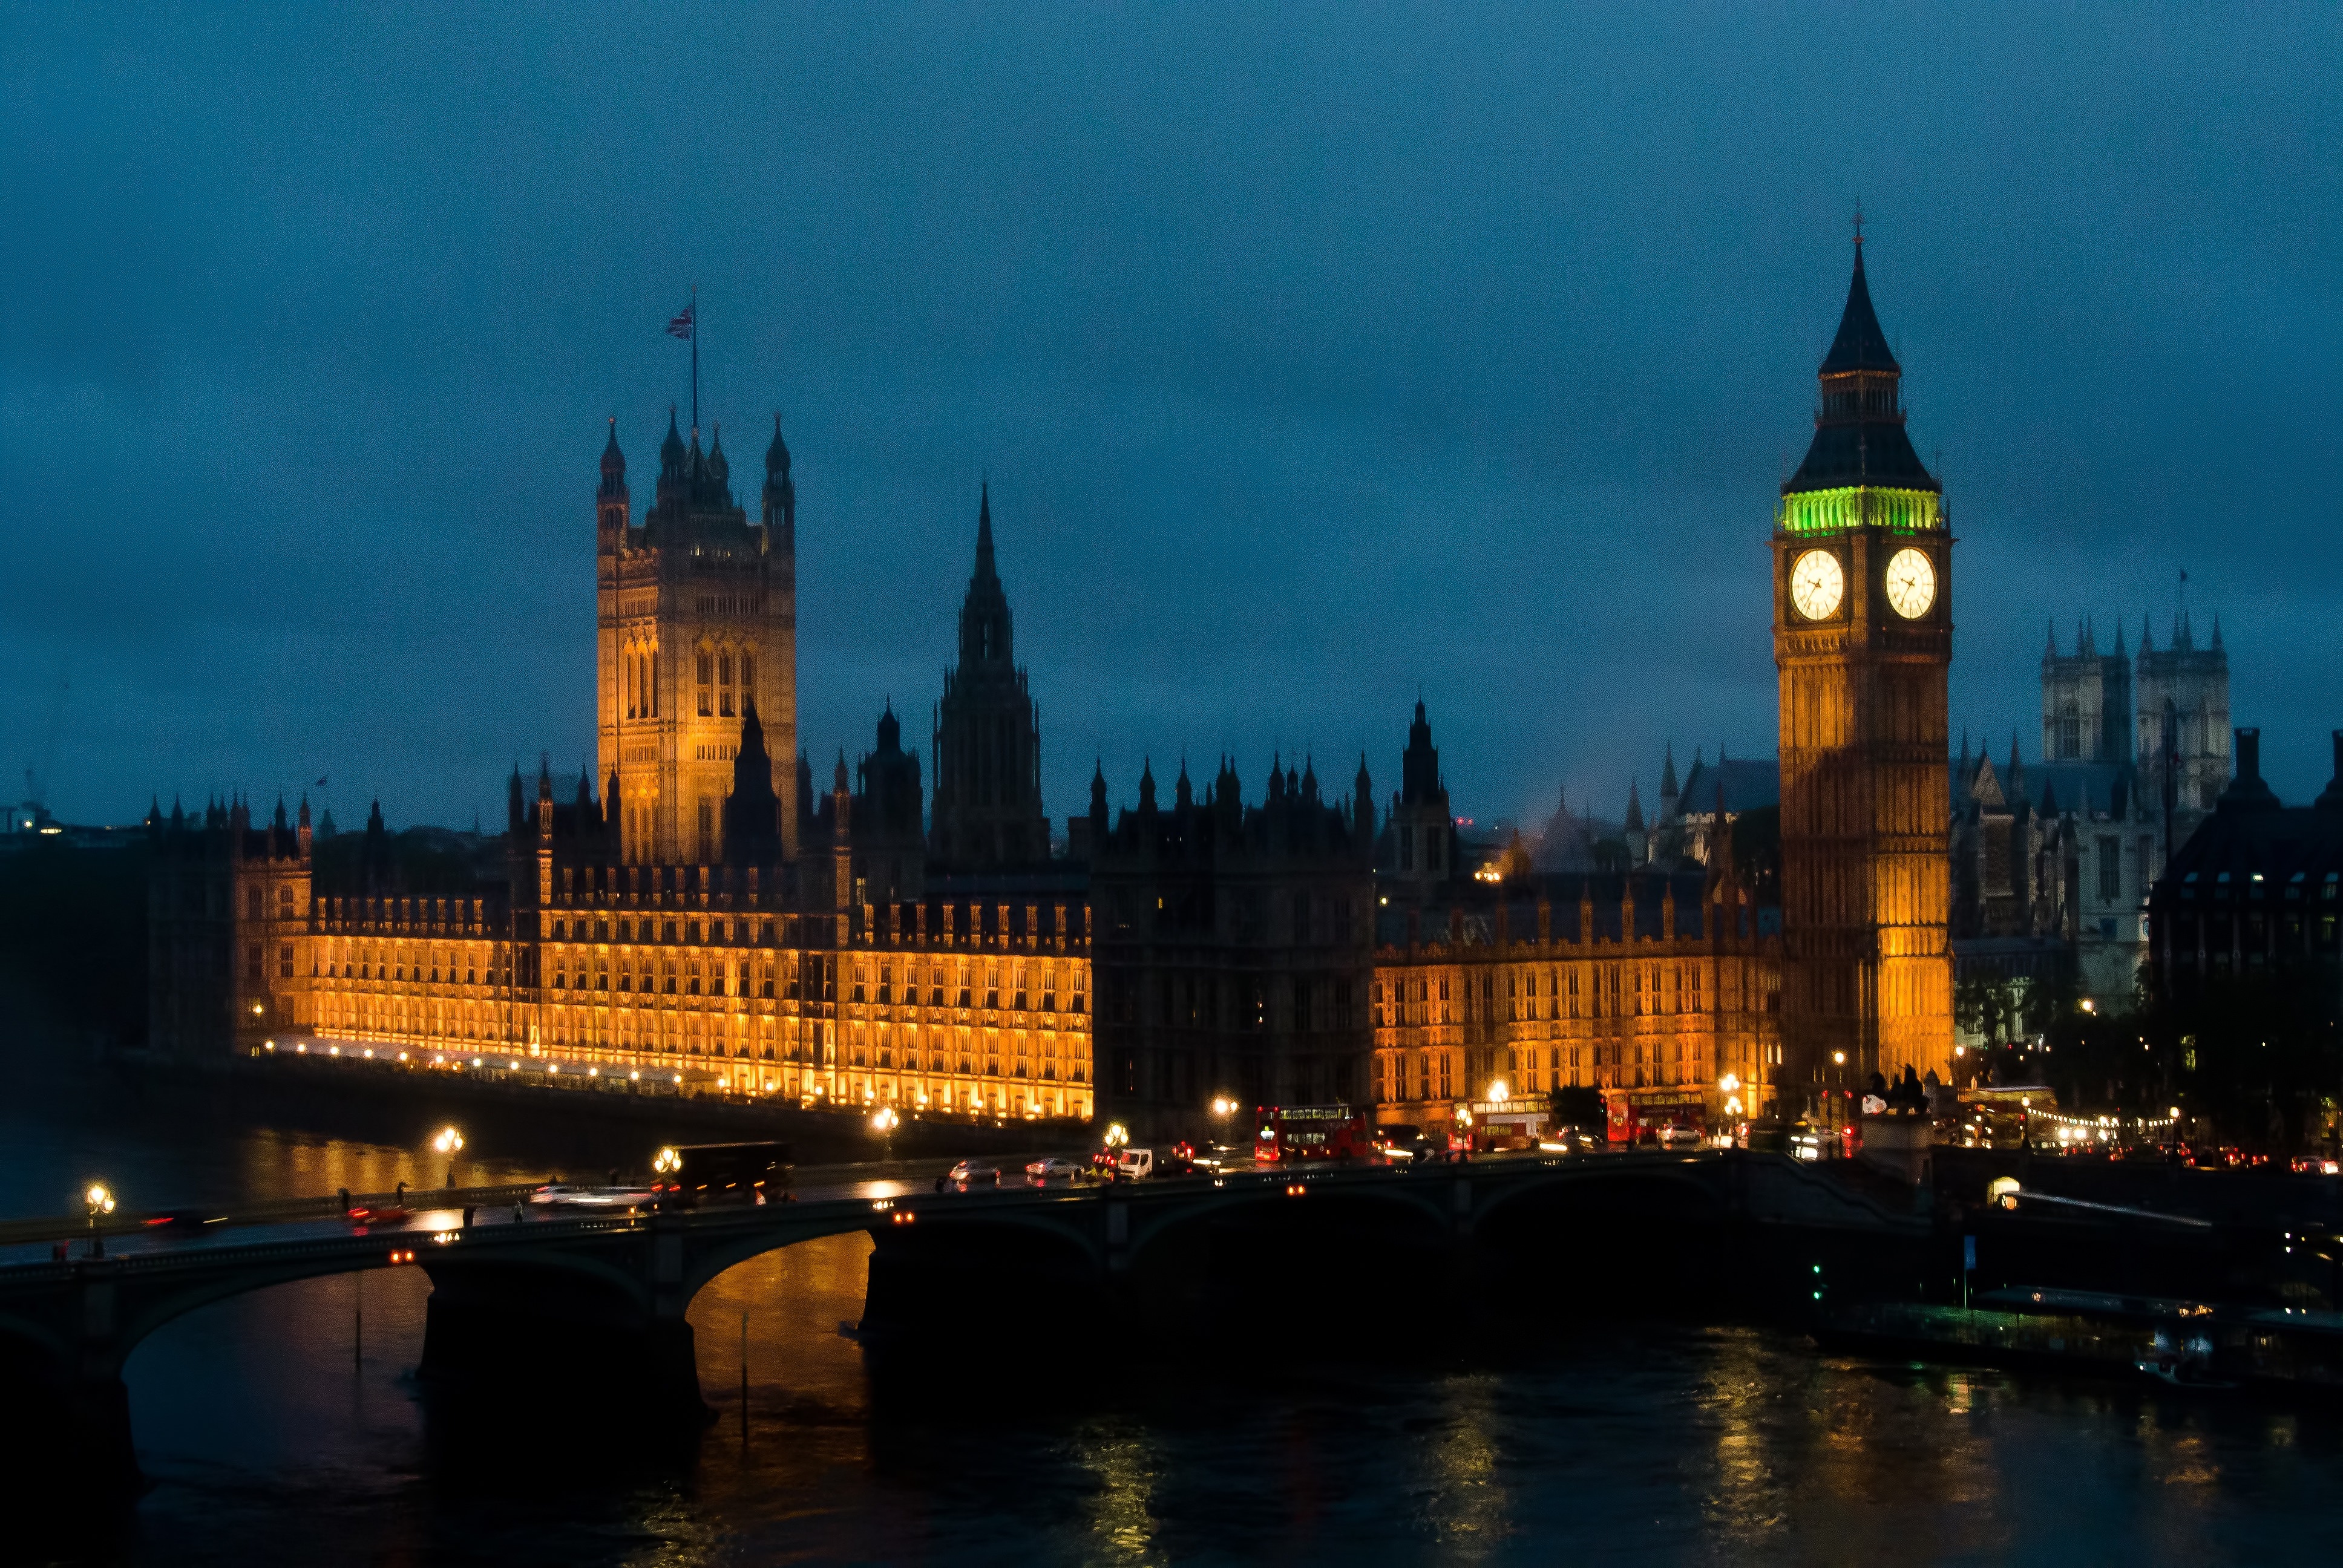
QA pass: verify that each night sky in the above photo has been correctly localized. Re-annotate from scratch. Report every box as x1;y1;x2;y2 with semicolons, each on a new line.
5;5;2337;834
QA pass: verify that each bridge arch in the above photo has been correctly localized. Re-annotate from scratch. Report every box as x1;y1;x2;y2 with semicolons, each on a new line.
0;1305;70;1373
1467;1160;1728;1235
677;1209;966;1305
1465;1160;1733;1302
1122;1172;1452;1272
1115;1174;1455;1344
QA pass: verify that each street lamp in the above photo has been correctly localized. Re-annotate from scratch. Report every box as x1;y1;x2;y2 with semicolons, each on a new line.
85;1182;114;1258
871;1105;900;1169
431;1125;465;1189
654;1146;681;1178
1103;1122;1129;1151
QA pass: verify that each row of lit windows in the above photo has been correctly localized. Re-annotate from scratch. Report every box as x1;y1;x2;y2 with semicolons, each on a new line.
1369;1038;1717;1105
312;895;491;930
849;958;1084;1010
622;645;661;720
696;647;755;718
1372;962;1712;1026
246;884;298;921
552;956;765;995
550;915;772;944
247;942;298;981
319;941;504;987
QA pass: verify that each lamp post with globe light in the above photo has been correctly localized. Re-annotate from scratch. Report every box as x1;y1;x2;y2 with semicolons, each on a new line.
871;1106;900;1171
1210;1096;1236;1153
85;1182;114;1258
431;1125;464;1190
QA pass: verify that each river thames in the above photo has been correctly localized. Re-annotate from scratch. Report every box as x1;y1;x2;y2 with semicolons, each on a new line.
7;1068;2340;1566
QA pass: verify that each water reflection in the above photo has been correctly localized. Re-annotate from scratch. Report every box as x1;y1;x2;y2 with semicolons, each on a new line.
1073;1417;1165;1566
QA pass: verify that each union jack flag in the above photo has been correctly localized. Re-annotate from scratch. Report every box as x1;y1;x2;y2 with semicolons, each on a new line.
666;303;694;340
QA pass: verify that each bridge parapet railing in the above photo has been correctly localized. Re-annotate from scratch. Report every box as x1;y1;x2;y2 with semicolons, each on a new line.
0;1156;1054;1248
0;1183;548;1248
0;1148;1737;1253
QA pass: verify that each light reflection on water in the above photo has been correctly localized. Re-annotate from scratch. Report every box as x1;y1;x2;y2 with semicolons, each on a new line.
13;1082;2343;1564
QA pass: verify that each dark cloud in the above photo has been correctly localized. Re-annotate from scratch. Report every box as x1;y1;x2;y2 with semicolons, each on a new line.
2;3;2336;830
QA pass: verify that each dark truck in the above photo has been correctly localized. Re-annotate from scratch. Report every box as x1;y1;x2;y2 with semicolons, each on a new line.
650;1140;794;1207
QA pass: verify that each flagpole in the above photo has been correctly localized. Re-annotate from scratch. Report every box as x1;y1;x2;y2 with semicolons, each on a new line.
691;286;699;437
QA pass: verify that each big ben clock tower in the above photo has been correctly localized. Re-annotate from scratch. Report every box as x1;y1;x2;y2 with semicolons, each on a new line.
1772;235;1954;1106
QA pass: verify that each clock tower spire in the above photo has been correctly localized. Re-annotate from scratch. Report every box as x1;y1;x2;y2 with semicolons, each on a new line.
1772;237;1954;1108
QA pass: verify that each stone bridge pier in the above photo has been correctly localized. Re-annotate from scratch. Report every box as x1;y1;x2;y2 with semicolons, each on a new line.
0;1261;142;1506
416;1249;703;1422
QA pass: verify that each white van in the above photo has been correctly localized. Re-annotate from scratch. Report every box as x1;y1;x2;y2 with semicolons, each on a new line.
1114;1148;1155;1180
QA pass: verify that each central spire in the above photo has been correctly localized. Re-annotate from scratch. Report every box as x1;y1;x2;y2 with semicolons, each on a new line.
974;480;997;586
957;483;1012;669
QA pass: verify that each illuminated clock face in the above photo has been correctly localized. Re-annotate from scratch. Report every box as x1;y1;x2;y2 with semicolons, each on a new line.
1789;549;1844;620
1885;547;1936;618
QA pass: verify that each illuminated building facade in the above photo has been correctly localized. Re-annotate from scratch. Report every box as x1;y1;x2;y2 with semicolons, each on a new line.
1369;860;1781;1129
169;755;1096;1120
294;826;1096;1119
1771;238;1955;1102
149;420;1095;1122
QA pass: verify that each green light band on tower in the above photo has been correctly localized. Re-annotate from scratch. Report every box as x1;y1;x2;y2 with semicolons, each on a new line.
1775;486;1942;537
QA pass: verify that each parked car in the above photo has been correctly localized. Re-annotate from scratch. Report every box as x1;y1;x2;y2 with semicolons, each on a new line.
937;1160;1003;1191
2291;1155;2341;1175
1026;1157;1086;1183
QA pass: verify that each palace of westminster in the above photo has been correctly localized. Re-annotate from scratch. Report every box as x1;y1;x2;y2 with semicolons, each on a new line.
143;243;2253;1139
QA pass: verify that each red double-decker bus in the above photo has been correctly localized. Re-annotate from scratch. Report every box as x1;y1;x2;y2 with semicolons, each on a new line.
1254;1104;1372;1163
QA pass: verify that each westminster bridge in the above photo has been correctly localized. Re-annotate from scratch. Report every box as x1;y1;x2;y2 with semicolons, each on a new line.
0;1149;1919;1503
